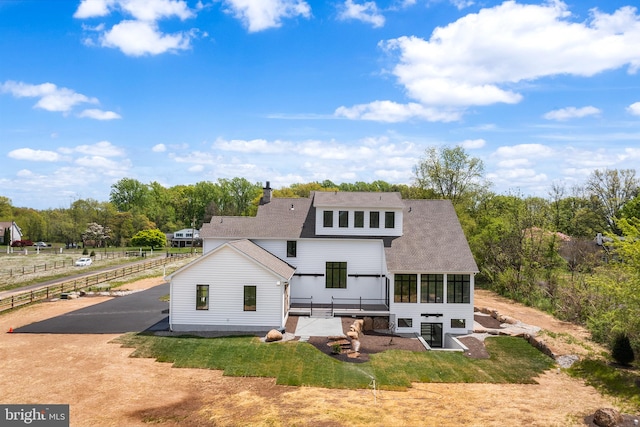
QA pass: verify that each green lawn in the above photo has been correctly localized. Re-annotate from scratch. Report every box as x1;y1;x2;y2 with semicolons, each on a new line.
114;334;554;390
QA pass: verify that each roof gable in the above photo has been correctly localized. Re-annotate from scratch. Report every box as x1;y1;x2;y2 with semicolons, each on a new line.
170;239;296;281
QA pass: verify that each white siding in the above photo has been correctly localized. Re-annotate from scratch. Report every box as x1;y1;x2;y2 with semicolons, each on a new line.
287;239;387;304
390;273;475;338
170;245;285;331
315;208;403;237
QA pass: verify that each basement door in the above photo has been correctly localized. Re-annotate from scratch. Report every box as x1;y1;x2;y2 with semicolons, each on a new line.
421;322;443;348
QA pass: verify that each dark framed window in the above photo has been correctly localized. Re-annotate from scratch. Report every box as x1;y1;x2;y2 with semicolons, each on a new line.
326;262;347;288
385;211;395;228
354;211;364;228
398;318;413;328
394;274;417;303
421;274;443;303
370;211;379;228
421;323;443;348
447;274;471;303
196;284;209;310
339;210;348;228
323;210;333;227
244;286;256;311
451;319;466;328
286;241;297;257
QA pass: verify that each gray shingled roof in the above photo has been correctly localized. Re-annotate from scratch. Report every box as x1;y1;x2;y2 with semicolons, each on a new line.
385;200;478;273
227;239;296;279
313;191;404;208
200;198;312;239
200;193;478;273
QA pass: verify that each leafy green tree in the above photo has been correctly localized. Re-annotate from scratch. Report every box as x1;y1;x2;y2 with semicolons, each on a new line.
110;178;150;212
413;145;489;205
0;196;12;219
586;168;638;233
130;228;166;249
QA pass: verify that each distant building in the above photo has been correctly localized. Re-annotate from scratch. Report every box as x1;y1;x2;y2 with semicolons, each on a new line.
169;228;201;248
0;221;23;245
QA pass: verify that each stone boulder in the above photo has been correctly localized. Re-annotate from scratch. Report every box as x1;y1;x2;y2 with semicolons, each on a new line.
593;408;623;427
265;329;283;342
373;317;388;330
363;317;373;331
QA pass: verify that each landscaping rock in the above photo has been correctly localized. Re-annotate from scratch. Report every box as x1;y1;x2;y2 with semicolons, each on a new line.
373;317;388;330
363;317;373;331
593;408;623;427
265;329;283;342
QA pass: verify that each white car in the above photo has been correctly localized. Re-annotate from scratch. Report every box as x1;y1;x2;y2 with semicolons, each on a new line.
75;257;93;266
35;241;48;247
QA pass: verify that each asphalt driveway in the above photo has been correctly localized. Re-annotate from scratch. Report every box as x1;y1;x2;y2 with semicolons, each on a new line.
15;283;170;334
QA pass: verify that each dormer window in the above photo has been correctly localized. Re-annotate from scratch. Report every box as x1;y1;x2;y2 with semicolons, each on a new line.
339;211;348;228
370;211;379;228
354;211;364;228
385;211;395;228
323;210;333;227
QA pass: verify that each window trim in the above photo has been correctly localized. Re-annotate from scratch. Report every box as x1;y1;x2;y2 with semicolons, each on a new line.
369;211;379;228
394;274;417;303
286;240;297;258
447;274;471;304
326;262;347;289
244;285;257;311
385;211;395;229
421;274;444;303
196;284;209;310
323;210;333;227
398;318;413;328
338;210;349;228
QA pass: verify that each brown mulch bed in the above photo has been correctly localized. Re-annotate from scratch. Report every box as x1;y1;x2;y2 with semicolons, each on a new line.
474;313;504;329
458;336;490;359
307;317;424;363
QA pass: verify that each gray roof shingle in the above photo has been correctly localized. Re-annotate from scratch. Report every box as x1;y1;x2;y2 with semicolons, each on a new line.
313;191;404;208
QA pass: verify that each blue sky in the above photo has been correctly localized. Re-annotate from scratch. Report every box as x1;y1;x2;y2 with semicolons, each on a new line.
2;0;640;209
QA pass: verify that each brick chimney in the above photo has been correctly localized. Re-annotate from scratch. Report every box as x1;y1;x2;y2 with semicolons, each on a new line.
261;181;272;205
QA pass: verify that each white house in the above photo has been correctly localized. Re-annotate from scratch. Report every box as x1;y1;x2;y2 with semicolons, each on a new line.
0;221;23;245
169;183;479;347
169;228;200;248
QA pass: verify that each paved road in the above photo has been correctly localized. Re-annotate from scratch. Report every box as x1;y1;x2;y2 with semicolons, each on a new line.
15;283;170;334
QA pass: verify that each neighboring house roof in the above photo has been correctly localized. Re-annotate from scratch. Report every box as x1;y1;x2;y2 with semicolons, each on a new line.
313;191;404;209
170;239;296;281
385;200;478;273
200;192;478;274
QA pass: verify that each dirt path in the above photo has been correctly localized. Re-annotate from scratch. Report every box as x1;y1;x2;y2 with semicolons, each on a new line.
0;281;620;426
474;289;607;358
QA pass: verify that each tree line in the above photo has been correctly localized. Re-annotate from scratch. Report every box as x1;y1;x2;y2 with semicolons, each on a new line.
1;146;639;354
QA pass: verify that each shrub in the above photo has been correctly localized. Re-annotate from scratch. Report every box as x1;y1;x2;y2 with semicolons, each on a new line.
611;333;635;366
90;250;96;257
82;248;89;255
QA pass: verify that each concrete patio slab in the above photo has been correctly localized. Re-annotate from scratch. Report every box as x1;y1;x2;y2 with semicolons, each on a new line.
294;317;345;337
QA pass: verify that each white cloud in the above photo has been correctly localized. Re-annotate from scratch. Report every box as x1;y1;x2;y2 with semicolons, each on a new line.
74;0;115;18
73;141;126;157
8;148;62;162
75;156;131;175
188;164;205;172
75;0;193;21
338;0;385;28
335;100;462;122
543;106;601;121
494;143;555;159
223;0;311;32
460;139;485;149
379;2;640;109
213;138;290;154
450;0;474;10
78;109;122;120
152;144;167;152
627;102;640;116
1;81;98;113
100;20;191;56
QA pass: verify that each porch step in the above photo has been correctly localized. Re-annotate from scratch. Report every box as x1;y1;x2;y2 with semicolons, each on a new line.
310;308;333;318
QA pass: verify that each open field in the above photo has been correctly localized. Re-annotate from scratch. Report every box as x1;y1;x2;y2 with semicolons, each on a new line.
0;277;628;426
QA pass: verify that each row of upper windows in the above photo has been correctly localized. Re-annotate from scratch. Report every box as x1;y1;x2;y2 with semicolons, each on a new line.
394;273;471;304
323;210;395;229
